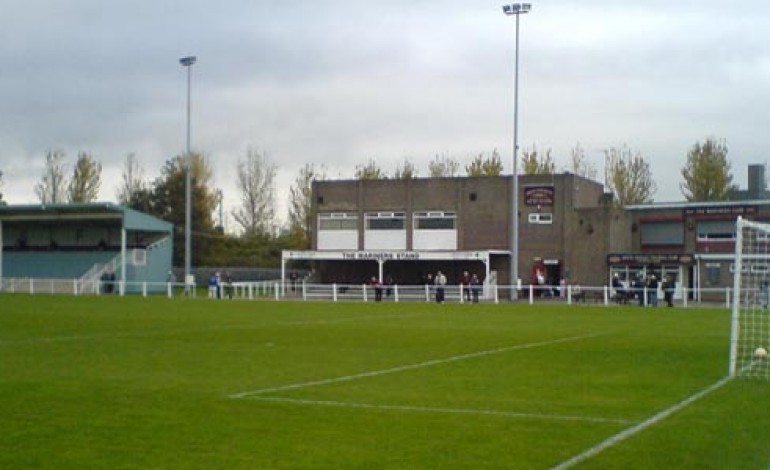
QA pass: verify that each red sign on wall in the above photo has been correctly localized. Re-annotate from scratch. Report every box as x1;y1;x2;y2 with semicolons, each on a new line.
524;185;555;206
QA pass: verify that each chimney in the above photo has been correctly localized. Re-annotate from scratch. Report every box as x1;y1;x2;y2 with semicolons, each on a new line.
748;164;766;198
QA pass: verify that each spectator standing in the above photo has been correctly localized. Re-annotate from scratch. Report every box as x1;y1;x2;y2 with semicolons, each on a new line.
208;272;218;299
224;272;234;299
435;270;447;303
662;275;675;307
461;271;471;302
648;275;659;307
470;274;482;303
370;276;383;302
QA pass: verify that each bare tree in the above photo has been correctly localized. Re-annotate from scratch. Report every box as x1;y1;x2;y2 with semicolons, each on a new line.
68;152;102;203
569;143;598;181
428;153;460;177
232;148;277;237
35;150;69;204
605;145;656;206
287;163;326;248
117;153;147;205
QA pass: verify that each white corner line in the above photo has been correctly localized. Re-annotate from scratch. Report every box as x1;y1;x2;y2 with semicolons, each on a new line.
245;396;635;425
552;375;733;470
228;332;606;399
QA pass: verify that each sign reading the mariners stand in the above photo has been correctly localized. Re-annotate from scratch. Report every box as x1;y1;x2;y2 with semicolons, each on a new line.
524;185;555;206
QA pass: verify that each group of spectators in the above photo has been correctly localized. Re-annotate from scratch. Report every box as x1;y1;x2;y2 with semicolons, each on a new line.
367;270;484;303
208;271;234;299
612;273;676;307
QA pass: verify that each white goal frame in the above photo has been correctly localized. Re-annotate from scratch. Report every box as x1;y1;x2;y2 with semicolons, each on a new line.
730;216;770;379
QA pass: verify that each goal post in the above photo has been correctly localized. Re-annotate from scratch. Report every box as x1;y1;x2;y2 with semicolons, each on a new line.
730;216;770;379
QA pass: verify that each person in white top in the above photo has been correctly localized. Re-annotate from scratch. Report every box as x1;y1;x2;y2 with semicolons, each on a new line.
435;270;447;303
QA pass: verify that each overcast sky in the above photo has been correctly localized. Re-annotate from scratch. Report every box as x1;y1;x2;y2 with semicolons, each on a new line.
2;0;769;227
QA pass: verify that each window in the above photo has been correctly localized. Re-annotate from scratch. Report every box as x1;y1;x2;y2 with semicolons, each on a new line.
365;212;405;230
697;220;735;241
640;222;684;245
528;213;553;224
705;263;721;287
414;212;456;230
318;213;357;231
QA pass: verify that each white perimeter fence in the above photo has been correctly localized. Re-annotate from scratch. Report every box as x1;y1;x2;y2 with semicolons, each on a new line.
0;277;736;308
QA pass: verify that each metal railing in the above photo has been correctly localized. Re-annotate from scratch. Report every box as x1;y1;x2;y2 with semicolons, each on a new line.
0;278;735;308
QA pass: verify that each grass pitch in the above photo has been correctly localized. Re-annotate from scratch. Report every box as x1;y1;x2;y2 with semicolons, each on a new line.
1;295;768;469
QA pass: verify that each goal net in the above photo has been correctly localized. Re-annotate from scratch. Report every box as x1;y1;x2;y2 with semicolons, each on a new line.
730;217;770;379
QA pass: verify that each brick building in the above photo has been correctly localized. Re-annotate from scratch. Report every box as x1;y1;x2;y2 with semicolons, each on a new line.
283;173;626;293
282;165;770;302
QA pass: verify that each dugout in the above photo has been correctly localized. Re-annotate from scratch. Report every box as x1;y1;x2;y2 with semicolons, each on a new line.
0;203;173;293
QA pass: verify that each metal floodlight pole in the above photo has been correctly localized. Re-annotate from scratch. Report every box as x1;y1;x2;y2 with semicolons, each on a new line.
179;55;196;291
502;3;531;301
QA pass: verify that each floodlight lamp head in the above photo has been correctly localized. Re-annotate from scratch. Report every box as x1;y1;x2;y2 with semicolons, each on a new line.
179;56;197;67
502;3;532;15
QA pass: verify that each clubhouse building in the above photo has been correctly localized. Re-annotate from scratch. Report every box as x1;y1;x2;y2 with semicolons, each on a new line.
283;164;770;301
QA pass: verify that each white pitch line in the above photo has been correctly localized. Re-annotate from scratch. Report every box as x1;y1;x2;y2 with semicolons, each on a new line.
246;396;635;425
552;376;733;470
228;332;605;399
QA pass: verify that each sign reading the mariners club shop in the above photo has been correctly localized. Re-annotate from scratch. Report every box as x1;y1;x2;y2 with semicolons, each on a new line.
524;185;555;207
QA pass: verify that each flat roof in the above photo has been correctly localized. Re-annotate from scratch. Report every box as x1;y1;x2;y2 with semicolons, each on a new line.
0;203;172;232
625;199;770;211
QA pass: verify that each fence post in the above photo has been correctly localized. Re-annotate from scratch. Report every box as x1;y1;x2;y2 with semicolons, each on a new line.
603;286;609;305
73;279;78;296
682;287;687;308
333;283;338;302
726;288;730;309
362;284;367;302
529;284;534;304
567;285;572;305
142;282;147;297
493;285;499;304
275;282;280;300
167;282;173;299
458;283;464;304
425;284;430;302
394;284;399;303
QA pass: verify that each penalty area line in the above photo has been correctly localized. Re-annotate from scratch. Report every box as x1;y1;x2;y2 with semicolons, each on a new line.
244;396;635;425
552;375;733;470
228;332;606;399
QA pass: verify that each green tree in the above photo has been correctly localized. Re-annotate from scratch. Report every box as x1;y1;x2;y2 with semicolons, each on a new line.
393;159;417;179
68;152;102;203
428;153;460;177
465;149;504;176
287;163;325;249
35;150;69;204
521;146;555;175
605;145;656;206
149;153;217;266
355;159;386;179
680;137;734;201
232;148;277;237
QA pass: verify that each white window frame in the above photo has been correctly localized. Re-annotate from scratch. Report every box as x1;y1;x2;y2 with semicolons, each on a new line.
318;213;358;231
365;212;405;230
413;211;456;230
